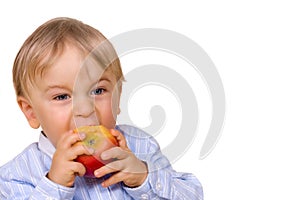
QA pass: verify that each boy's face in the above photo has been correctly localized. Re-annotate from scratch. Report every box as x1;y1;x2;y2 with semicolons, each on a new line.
20;44;121;147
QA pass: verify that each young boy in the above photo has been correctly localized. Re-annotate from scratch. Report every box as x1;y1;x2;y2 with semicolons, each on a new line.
0;17;203;199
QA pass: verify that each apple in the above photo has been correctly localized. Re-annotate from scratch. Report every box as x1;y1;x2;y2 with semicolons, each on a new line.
73;125;118;178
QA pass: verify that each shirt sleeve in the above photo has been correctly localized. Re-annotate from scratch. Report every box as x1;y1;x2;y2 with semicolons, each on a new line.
121;126;204;200
33;175;76;200
0;156;75;200
0;170;75;200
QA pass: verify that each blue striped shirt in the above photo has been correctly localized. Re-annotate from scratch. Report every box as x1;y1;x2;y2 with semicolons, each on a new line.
0;125;203;199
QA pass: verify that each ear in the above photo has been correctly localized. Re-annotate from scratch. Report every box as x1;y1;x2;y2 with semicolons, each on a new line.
17;96;40;129
112;83;122;116
117;83;122;115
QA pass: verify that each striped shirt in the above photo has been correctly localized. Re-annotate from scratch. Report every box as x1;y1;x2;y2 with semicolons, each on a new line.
0;125;203;199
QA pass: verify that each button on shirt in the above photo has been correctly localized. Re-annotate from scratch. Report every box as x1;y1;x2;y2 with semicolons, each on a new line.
0;125;203;199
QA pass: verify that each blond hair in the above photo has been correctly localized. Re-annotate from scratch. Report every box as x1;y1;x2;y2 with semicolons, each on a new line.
13;17;124;97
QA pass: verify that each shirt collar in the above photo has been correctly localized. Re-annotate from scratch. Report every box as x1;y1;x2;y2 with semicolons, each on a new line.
38;131;55;158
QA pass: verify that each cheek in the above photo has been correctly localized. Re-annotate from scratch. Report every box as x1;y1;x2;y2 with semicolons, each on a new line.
95;98;118;127
40;110;73;147
37;105;72;135
95;99;113;115
41;105;69;121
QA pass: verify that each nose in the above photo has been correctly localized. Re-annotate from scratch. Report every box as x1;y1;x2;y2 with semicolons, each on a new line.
73;95;95;118
73;96;100;127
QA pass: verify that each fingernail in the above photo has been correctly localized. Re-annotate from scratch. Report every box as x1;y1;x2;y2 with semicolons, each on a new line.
101;152;108;160
79;133;86;139
88;147;95;154
94;170;100;177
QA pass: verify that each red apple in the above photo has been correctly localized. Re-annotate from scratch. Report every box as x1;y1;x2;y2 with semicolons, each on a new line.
73;125;118;178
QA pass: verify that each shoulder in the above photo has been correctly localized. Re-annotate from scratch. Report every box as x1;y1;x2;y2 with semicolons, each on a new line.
116;124;151;138
0;143;48;182
116;124;157;144
1;143;39;168
116;124;160;155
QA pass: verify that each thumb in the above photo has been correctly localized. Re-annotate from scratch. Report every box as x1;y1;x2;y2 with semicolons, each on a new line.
110;129;128;148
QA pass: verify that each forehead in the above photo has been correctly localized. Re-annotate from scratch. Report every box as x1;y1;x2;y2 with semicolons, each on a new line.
38;44;83;81
40;45;116;88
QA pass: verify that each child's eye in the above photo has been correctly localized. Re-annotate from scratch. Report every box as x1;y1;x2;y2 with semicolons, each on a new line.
91;88;105;96
53;94;70;101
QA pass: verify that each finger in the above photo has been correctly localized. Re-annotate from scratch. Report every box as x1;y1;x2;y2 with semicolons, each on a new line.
66;144;94;160
94;159;124;178
55;131;72;149
101;147;128;161
110;129;127;148
57;131;85;149
70;162;86;177
101;171;127;187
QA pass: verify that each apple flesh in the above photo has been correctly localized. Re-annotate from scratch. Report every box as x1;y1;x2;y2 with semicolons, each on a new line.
73;125;118;178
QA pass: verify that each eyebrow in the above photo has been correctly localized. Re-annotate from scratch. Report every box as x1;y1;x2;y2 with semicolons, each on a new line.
45;79;112;93
44;85;71;93
98;77;112;83
94;71;114;84
44;73;113;93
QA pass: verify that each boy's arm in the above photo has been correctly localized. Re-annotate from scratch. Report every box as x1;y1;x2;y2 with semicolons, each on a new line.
116;125;203;200
124;146;204;200
0;176;75;200
0;157;75;200
0;130;88;200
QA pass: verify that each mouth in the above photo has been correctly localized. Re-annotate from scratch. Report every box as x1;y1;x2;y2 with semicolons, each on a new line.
73;112;100;128
74;124;100;129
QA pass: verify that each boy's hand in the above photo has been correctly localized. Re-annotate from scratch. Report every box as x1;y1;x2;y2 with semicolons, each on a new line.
94;129;148;188
47;130;92;187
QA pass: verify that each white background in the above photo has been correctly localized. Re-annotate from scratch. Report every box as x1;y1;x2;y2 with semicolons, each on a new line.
0;0;299;199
